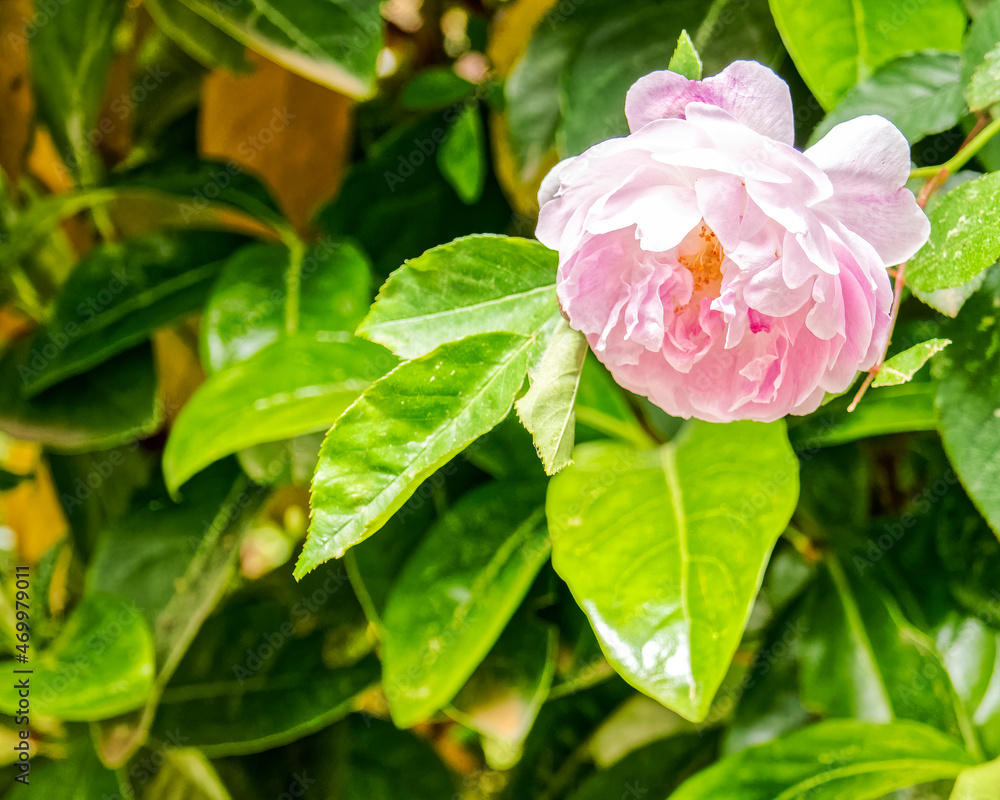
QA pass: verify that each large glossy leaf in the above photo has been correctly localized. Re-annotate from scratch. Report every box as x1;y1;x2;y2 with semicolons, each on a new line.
908;172;1000;292
358;235;558;359
936;268;1000;539
548;420;799;721
381;481;550;728
0;343;161;453
202;240;373;372
809;51;965;146
516;318;588;476
153;594;379;756
0;593;153;721
769;0;966;110
173;0;383;98
23;231;245;395
164;333;394;491
299;331;535;576
798;559;961;734
29;0;125;182
670;719;977;799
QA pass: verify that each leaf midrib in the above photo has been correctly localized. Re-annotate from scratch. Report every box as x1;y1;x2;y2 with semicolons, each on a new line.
318;334;534;560
660;442;694;687
363;284;555;333
770;757;971;800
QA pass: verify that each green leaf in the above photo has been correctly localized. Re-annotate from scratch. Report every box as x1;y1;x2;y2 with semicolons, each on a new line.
504;17;576;176
358;235;558;359
789;383;937;449
799;558;961;734
912;268;988;318
314;110;513;279
145;0;252;73
0;343;161;453
668;29;703;80
951;756;1000;798
29;0;125;183
164;333;394;492
382;480;550;728
567;734;713;800
515;318;588;475
236;432;325;486
936;268;1000;540
90;465;266;767
448;606;558;769
936;614;1000;757
670;719;977;800
963;0;1000;97
300;331;536;575
873;338;952;387
172;0;383;98
558;0;706;155
437;104;487;205
203;240;373;373
0;593;153;720
144;749;233;800
334;717;458;798
344;498;435;629
547;420;799;721
153;594;379;756
7;737;119;800
464;413;548;480
24;231;245;395
574;354;651;447
401;68;475;110
907;172;1000;292
808;51;966;146
769;0;966;110
558;0;783;156
969;43;1000;110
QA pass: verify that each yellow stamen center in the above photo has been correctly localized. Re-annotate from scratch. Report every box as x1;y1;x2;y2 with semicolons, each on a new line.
677;224;725;292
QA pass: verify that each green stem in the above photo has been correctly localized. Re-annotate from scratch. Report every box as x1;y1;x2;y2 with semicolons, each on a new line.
909;116;1000;180
283;234;306;336
574;406;657;449
8;265;47;322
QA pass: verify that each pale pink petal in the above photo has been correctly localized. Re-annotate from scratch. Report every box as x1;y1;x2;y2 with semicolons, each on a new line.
806;116;929;265
625;61;794;145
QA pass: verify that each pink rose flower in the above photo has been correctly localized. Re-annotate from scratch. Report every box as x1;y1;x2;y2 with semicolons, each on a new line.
536;61;929;423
